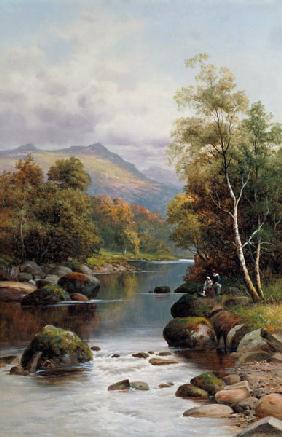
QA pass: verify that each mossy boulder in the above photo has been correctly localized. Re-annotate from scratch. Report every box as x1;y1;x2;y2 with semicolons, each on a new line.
21;325;92;371
175;383;208;399
191;371;225;395
58;272;100;298
163;317;216;349
171;295;213;318
21;284;70;306
174;281;201;294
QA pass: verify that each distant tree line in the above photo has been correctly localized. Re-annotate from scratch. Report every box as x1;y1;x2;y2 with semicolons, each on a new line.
168;54;282;302
0;155;171;264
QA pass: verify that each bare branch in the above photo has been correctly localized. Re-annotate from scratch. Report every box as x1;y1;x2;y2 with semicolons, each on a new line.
242;221;264;248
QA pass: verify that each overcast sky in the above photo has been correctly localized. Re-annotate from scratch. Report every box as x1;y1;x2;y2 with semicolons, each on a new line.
0;0;282;168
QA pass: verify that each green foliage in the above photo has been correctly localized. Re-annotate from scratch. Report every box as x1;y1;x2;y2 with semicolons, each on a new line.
48;156;91;191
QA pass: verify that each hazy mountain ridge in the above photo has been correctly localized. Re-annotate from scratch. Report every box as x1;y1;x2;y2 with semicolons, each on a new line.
0;143;179;213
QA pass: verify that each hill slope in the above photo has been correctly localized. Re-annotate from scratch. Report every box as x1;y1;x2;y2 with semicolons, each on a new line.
0;143;179;213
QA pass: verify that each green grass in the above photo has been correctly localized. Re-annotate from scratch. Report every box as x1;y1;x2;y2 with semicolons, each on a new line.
231;277;282;332
87;249;177;267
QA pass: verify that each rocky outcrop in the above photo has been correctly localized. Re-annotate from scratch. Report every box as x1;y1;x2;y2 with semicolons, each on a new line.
171;294;213;318
237;329;273;354
226;324;251;352
183;404;233;418
191;371;224;395
21;325;92;372
58;272;100;298
0;281;36;302
256;394;282;420
261;330;282;353
19;261;44;278
237;416;282;436
163;317;216;349
21;285;70;306
174;282;200;294
49;266;72;277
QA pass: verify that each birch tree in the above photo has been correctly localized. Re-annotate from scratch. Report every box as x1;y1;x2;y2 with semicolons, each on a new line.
169;55;263;301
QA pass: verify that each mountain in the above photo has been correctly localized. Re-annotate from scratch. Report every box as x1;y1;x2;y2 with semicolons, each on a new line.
142;165;182;188
0;143;179;213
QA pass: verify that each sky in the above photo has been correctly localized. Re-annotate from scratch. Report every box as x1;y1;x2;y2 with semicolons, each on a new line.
0;0;282;169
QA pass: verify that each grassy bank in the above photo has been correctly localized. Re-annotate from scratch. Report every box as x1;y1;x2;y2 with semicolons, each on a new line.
232;277;282;332
87;249;177;268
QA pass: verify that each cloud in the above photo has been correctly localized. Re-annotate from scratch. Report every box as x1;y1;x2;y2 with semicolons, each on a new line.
0;4;177;166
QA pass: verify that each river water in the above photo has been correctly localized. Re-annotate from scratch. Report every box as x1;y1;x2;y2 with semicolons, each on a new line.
0;260;237;437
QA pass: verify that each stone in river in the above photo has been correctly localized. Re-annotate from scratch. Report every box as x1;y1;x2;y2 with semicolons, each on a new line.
154;286;170;294
236;416;282;436
10;366;29;376
132;352;149;359
183;404;233;418
21;325;93;371
157;351;172;356
149;357;178;365
58;272;100;298
108;379;130;391
256;394;282;420
175;384;208;399
130;381;149;391
163;317;216;349
191;371;224;395
0;355;19;367
111;354;120;358
70;293;88;301
21;284;70;306
0;281;36;302
159;382;174;388
91;345;101;352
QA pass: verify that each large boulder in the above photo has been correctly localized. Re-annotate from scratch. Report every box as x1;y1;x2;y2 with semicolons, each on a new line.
36;275;59;288
261;330;282;353
237;417;282;436
0;281;36;302
21;325;93;371
191;371;224;395
256;394;282;420
171;294;213;318
20;261;44;278
21;285;70;306
215;381;250;406
174;282;200;294
175;384;208;399
238;329;272;354
163;317;216;349
49;265;72;277
226;324;251;352
183;404;233;418
58;272;100;298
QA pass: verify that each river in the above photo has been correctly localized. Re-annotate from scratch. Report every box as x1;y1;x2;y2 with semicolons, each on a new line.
0;260;237;437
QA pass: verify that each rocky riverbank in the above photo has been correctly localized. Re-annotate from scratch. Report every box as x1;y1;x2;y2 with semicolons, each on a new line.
162;290;282;435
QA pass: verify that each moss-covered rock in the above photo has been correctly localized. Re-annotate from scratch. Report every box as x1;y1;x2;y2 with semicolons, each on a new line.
21;325;93;371
163;317;216;349
174;282;201;294
21;284;70;306
175;383;208;399
191;371;225;395
171;295;213;318
58;272;100;298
